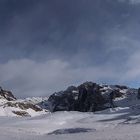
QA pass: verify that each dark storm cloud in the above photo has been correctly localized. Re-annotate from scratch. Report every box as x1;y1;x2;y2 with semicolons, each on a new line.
0;0;132;61
0;0;140;97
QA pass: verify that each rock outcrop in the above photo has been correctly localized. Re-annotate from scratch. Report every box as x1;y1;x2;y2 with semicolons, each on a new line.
47;82;129;112
0;82;139;116
0;87;16;101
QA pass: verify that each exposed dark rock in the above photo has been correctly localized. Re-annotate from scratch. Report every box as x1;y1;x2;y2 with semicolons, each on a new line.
4;102;42;112
109;91;116;108
48;82;118;112
137;88;140;99
66;86;77;92
0;87;16;101
12;111;30;117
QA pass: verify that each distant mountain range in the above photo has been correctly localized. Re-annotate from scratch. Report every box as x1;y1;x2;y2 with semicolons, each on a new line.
0;82;139;117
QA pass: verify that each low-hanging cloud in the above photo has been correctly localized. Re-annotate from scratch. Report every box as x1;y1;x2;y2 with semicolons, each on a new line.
0;58;121;98
1;52;140;98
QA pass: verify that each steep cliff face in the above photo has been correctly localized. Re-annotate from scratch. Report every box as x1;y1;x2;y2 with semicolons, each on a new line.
47;82;137;112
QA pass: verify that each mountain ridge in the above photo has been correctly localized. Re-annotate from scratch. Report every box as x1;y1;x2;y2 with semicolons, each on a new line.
47;81;138;112
0;81;139;117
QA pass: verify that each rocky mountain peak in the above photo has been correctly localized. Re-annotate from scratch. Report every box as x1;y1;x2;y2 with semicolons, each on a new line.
0;87;16;101
47;81;137;112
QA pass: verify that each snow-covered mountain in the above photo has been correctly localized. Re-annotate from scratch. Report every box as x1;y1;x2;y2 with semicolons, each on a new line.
0;87;48;117
1;82;140;140
0;82;140;117
46;82;139;113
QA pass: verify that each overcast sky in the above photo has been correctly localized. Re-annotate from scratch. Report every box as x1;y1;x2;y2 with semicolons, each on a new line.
0;0;140;97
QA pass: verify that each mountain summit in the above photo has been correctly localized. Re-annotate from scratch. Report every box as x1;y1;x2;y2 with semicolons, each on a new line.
47;82;139;112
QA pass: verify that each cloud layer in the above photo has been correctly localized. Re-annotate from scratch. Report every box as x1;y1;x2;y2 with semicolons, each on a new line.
0;59;118;97
1;53;140;98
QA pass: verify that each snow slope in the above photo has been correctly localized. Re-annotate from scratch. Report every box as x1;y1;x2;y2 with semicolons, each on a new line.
0;83;140;139
1;106;140;140
0;87;49;117
0;97;48;117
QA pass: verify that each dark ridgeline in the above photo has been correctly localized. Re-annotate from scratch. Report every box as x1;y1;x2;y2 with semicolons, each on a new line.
0;82;139;114
47;82;129;112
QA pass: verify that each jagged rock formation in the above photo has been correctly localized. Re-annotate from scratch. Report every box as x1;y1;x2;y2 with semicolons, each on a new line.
0;87;16;101
47;82;132;112
0;87;47;117
0;82;139;116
